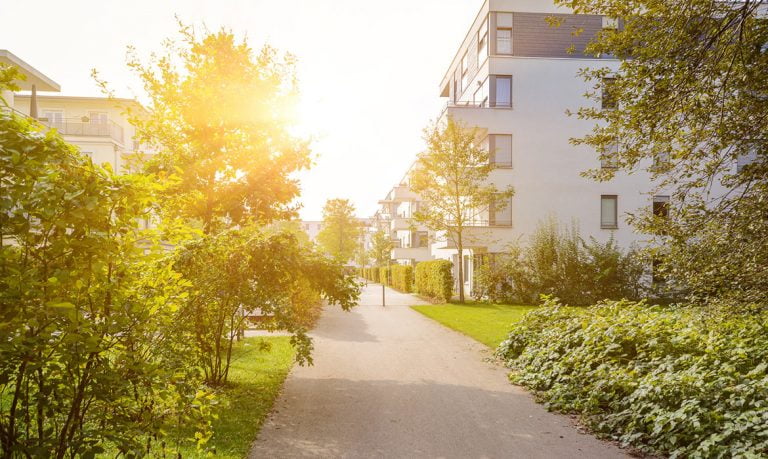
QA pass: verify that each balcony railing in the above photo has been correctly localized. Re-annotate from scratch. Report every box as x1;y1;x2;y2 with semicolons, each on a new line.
450;219;513;228
39;118;125;144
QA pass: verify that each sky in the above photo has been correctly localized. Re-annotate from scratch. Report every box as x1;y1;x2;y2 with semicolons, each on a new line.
0;0;481;220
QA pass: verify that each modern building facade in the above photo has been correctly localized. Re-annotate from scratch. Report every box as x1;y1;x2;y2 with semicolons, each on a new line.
373;0;666;295
2;50;150;174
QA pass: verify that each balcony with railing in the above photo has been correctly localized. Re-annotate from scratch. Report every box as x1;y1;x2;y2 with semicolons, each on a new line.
39;117;125;144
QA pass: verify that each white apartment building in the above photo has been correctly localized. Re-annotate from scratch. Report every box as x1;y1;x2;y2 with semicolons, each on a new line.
2;50;150;174
375;0;666;295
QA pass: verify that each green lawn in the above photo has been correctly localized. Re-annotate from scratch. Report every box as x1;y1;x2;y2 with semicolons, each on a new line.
412;303;536;348
179;336;295;458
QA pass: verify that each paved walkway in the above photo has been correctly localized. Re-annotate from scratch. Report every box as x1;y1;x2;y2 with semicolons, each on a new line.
249;284;628;458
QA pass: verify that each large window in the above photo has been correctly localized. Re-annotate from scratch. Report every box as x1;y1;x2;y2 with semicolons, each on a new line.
653;195;670;220
602;77;617;109
737;147;758;172
601;141;619;169
41;109;63;124
473;77;489;106
478;18;489;63
490;195;513;226
461;53;471;93
489;134;512;167
493;75;512;107
601;195;618;229
496;13;513;55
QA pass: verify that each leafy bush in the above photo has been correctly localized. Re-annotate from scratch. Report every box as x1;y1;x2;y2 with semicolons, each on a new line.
380;266;391;286
474;218;645;305
496;298;768;458
391;264;414;292
415;260;453;302
174;226;359;385
0;112;207;456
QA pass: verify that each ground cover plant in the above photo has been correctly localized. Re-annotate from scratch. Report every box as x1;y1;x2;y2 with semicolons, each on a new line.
496;298;768;457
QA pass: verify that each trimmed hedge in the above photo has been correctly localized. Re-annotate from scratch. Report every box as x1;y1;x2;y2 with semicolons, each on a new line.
496;298;768;458
391;265;414;293
414;260;453;302
360;267;380;283
379;266;391;286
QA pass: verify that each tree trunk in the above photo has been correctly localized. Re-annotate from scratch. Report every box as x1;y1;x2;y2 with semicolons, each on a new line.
457;236;465;303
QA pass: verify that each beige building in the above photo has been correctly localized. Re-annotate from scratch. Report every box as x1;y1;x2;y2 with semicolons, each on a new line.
2;50;150;174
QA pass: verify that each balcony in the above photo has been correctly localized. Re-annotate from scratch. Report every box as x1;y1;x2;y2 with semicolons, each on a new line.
391;217;413;231
39;118;124;144
391;185;419;202
432;220;514;250
391;246;431;262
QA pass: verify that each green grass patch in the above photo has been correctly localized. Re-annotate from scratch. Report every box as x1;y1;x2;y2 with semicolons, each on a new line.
181;336;295;458
412;303;536;348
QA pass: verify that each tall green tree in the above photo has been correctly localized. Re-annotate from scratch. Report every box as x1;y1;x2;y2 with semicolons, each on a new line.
368;229;393;267
317;199;362;263
410;118;514;303
123;23;311;234
560;0;768;303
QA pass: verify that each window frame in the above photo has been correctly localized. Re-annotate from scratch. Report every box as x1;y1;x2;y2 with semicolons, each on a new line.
601;77;618;110
491;75;513;108
600;195;619;229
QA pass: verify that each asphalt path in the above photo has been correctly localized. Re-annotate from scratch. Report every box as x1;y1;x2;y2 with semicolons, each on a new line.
249;284;628;459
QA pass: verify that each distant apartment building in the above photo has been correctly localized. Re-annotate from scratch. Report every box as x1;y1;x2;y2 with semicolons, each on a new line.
300;221;324;243
2;50;151;174
376;166;432;266
374;0;667;295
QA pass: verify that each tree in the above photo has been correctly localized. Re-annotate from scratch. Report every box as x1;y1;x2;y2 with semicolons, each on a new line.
410;118;514;302
121;23;311;234
0;112;208;456
317;199;362;263
559;0;768;304
173;226;359;386
368;229;393;267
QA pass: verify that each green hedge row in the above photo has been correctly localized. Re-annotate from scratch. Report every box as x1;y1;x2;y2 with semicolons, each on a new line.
496;298;768;458
414;260;453;302
391;265;414;293
358;267;380;283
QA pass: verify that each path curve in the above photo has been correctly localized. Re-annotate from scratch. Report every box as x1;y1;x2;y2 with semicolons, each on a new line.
249;284;628;458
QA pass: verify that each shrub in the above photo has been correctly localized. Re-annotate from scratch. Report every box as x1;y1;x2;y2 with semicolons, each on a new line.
370;267;379;283
391;265;414;292
474;218;645;305
380;266;391;286
0;112;207;456
496;298;768;458
415;260;453;301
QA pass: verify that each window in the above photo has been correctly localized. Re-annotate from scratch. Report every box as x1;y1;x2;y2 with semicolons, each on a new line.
473;77;489;106
601;141;619;169
478;18;489;63
602;16;619;30
601;195;618;229
41;109;63;124
737;147;758;172
653;195;670;219
602;77;617;109
496;29;512;54
488;134;512;167
88;111;108;124
461;53;471;92
652;151;671;170
493;75;512;107
490;195;512;226
652;257;665;284
496;13;513;55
